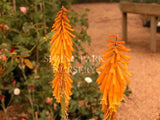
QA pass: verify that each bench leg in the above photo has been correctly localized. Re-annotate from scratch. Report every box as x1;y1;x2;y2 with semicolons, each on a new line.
150;16;157;52
122;12;127;42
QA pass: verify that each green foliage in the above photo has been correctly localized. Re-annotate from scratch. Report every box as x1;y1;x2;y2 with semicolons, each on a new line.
124;85;132;97
69;60;103;119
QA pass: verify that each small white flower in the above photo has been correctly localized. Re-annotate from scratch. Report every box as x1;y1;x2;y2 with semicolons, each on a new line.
84;77;92;83
14;88;20;95
71;56;74;61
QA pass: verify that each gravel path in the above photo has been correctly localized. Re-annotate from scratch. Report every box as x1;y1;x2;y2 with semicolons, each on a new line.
72;3;160;120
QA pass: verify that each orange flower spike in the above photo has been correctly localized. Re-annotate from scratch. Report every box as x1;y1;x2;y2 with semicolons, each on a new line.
96;35;132;120
49;7;75;119
50;7;75;71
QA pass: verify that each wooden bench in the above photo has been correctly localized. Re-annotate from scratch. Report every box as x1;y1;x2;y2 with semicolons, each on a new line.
120;1;160;52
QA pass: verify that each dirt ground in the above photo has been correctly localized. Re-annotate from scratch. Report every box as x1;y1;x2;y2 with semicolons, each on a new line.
72;3;160;120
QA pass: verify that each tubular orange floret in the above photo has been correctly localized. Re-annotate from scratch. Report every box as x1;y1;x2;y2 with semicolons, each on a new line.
107;40;114;43
117;37;121;40
96;35;132;120
106;43;114;48
117;41;125;44
108;34;117;37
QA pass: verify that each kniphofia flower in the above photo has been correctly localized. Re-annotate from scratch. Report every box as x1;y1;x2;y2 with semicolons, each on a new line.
49;7;75;118
49;7;75;71
96;34;132;120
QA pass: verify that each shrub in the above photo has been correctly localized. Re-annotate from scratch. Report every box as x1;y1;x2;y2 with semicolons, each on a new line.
0;0;92;119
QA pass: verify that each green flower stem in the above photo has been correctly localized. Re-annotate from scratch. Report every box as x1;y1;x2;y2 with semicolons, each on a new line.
42;0;47;35
61;95;65;120
1;102;8;120
22;68;27;80
27;90;35;120
31;23;40;63
13;0;16;13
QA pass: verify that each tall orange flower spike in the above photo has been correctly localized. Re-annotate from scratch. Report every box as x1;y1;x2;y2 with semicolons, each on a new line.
49;7;75;118
50;6;75;71
96;34;132;120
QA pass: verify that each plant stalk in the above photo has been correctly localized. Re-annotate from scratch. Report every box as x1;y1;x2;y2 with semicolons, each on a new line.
13;0;16;13
61;95;65;120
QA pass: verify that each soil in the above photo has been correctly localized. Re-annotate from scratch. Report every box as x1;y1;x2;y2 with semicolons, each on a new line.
72;3;160;120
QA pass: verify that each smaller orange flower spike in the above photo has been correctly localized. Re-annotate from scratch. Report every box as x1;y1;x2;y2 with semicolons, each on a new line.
51;64;73;110
96;35;132;120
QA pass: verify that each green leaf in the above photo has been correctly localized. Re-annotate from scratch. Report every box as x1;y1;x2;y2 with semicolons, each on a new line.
22;23;34;33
